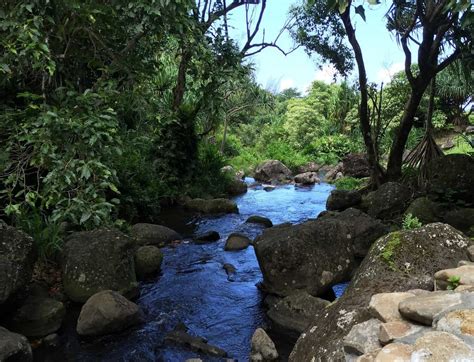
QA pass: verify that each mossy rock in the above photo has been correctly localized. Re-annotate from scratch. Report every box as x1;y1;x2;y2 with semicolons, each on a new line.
404;197;444;225
426;154;474;206
289;223;470;361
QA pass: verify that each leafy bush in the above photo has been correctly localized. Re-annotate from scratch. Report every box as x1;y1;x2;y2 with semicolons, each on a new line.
1;90;121;228
334;176;366;190
402;213;422;230
305;134;360;165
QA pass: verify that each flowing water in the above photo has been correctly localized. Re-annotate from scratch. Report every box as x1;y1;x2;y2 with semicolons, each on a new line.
41;179;336;361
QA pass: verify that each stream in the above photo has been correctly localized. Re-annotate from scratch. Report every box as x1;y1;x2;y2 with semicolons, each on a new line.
41;178;337;361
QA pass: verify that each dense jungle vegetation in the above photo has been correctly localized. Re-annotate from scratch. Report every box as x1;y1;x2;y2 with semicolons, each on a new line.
0;0;472;257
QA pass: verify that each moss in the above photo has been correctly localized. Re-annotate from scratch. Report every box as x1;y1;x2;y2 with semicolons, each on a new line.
380;231;402;271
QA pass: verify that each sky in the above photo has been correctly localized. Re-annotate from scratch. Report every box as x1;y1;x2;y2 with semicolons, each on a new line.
227;1;406;94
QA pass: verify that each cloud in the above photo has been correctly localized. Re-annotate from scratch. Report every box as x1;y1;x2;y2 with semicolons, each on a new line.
279;77;296;92
313;64;338;84
376;62;404;84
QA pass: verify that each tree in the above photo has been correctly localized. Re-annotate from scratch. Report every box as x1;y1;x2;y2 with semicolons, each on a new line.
385;0;473;179
292;0;385;186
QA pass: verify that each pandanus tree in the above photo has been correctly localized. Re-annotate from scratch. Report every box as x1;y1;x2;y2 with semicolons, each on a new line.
292;0;473;185
385;0;473;180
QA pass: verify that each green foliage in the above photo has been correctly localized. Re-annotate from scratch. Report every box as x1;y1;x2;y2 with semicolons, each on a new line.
447;275;461;290
16;211;62;260
380;232;402;271
334;176;366;190
305;134;361;165
445;136;474;156
402;213;422;230
1;90;121;228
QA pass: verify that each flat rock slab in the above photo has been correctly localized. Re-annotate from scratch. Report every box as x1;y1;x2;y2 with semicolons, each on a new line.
374;343;413;362
343;318;382;355
435;265;474;290
378;321;428;345
369;292;415;322
399;292;462;325
224;233;251;251
411;331;474;361
435;309;474;337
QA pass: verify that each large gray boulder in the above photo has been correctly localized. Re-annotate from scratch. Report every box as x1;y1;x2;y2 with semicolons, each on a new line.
342;153;370;178
250;328;279;361
131;223;181;247
76;290;143;336
326;190;362;211
134;245;163;280
0;326;32;361
404;197;443;225
62;229;138;303
294;172;320;185
426;154;474;206
289;223;470;361
254;208;388;297
226;178;248;196
0;225;36;307
254;160;292;183
267;291;330;335
8;296;65;337
367;182;412;221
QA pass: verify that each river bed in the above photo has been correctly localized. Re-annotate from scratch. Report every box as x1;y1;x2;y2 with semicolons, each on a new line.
40;179;336;361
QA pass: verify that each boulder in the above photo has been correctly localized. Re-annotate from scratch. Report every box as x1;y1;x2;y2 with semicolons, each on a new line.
323;162;343;182
378;321;427;345
289;223;470;361
434;265;474;290
254;208;387;297
267;291;330;335
246;216;273;228
343;318;382;355
443;208;474;235
374;343;413;362
254;160;292;183
8;296;65;337
195;231;220;243
76;290;143;336
62;229;138;303
326;190;362;211
435;309;474;337
297;162;321;173
294;172;320;185
369;292;415;322
250;328;278;361
131;223;181;247
342;153;370;178
426;154;474;206
263;185;276;192
411;331;474;360
226;179;248;196
367;182;412;221
134;246;163;279
184;198;239;214
224;233;251;251
404;197;443;225
0;225;36;306
398;291;463;325
0;326;32;361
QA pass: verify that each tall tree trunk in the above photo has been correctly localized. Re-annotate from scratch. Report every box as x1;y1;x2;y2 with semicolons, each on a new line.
221;115;228;154
172;48;191;112
386;83;428;180
340;9;383;186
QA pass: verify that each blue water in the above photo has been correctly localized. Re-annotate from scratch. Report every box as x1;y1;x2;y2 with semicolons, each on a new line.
43;180;336;361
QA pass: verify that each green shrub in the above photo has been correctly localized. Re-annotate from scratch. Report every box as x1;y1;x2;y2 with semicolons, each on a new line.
402;213;422;230
334;176;366;190
305;134;360;165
